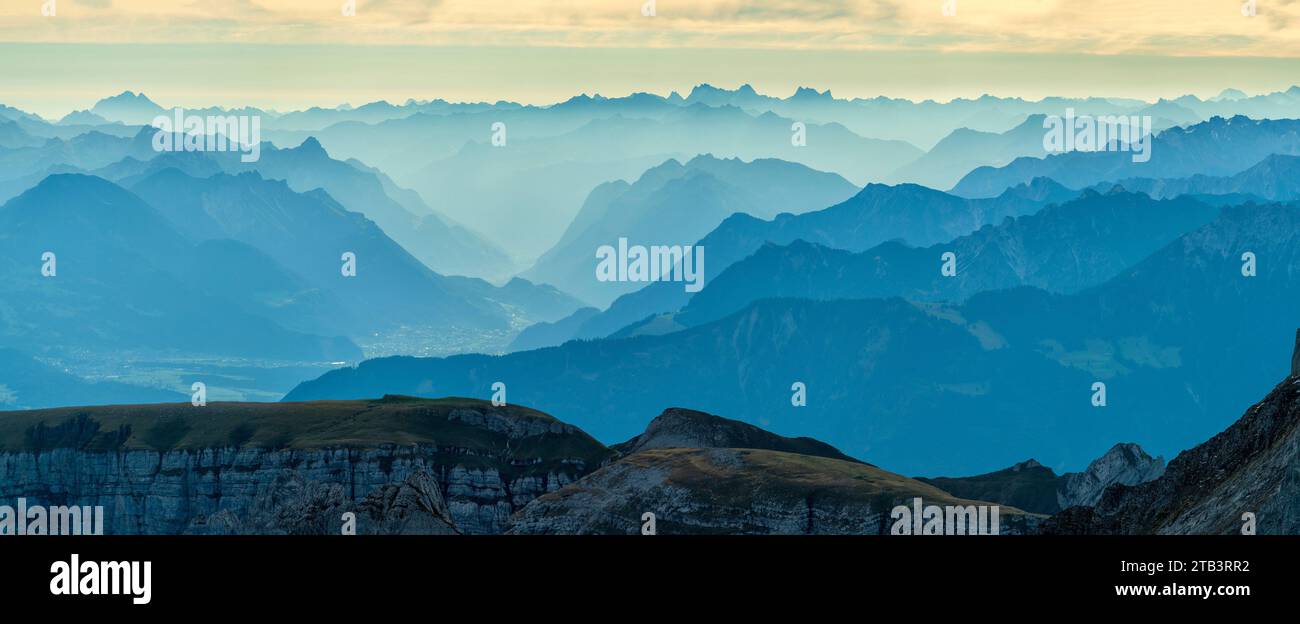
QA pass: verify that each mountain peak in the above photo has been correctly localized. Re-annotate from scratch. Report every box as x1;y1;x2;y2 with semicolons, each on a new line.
792;86;832;100
57;109;111;126
25;172;118;197
90;90;165;124
632;157;686;186
613;407;863;464
685;83;723;99
98;90;157;106
297;136;328;156
1054;443;1165;512
1213;88;1248;102
1012;459;1044;471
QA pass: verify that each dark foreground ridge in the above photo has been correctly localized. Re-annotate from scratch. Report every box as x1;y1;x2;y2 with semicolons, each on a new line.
611;406;866;464
0;396;612;534
0;399;1038;535
918;444;1165;514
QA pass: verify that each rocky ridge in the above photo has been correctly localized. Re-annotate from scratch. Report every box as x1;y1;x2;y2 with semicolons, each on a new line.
917;444;1166;515
611;407;865;464
0;397;611;534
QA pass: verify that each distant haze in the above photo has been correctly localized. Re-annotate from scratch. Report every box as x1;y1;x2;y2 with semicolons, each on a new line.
2;0;1299;117
3;44;1298;119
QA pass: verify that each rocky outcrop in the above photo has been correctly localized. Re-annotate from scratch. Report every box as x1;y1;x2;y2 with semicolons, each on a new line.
917;445;1164;515
1292;328;1300;377
918;459;1062;514
0;398;611;534
1057;443;1165;510
508;446;1038;535
1045;335;1300;534
612;407;865;464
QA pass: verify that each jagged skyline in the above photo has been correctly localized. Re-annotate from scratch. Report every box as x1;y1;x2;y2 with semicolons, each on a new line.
2;0;1299;117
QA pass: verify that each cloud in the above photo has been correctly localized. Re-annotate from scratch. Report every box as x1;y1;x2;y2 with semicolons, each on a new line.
1;0;1297;57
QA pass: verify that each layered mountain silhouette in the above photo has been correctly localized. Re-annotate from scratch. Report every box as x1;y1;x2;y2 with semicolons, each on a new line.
128;168;579;343
287;102;922;257
888;115;1051;190
286;202;1300;475
0;127;157;191
1100;153;1300;203
44;86;1300;266
220;138;516;281
0;120;44;149
4;131;518;282
522;155;857;306
0;174;362;361
953;116;1300;198
520;178;1078;350
670;190;1220;328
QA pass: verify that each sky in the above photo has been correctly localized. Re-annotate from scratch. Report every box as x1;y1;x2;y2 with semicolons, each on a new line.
1;0;1298;117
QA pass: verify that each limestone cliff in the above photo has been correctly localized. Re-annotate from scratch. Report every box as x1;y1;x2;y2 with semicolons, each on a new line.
0;397;612;535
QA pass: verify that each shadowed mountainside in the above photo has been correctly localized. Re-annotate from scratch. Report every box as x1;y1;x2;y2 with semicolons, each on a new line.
1044;333;1300;535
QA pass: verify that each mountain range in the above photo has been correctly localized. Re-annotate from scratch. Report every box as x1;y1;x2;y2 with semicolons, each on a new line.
1099;153;1300;203
521;154;858;306
0;174;362;362
669;189;1221;329
286;201;1300;476
514;178;1079;350
11;86;1300;267
0;128;518;282
7;82;1300;499
953;116;1300;198
127;168;580;349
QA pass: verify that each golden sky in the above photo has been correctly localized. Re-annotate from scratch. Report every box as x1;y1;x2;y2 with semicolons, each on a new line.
2;0;1298;116
3;0;1297;53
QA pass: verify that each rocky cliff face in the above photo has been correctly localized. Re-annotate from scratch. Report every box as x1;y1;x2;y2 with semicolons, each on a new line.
1045;333;1300;534
0;398;611;535
1057;443;1166;510
917;444;1165;515
507;447;1038;535
0;445;575;535
1292;328;1300;377
509;409;1039;535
